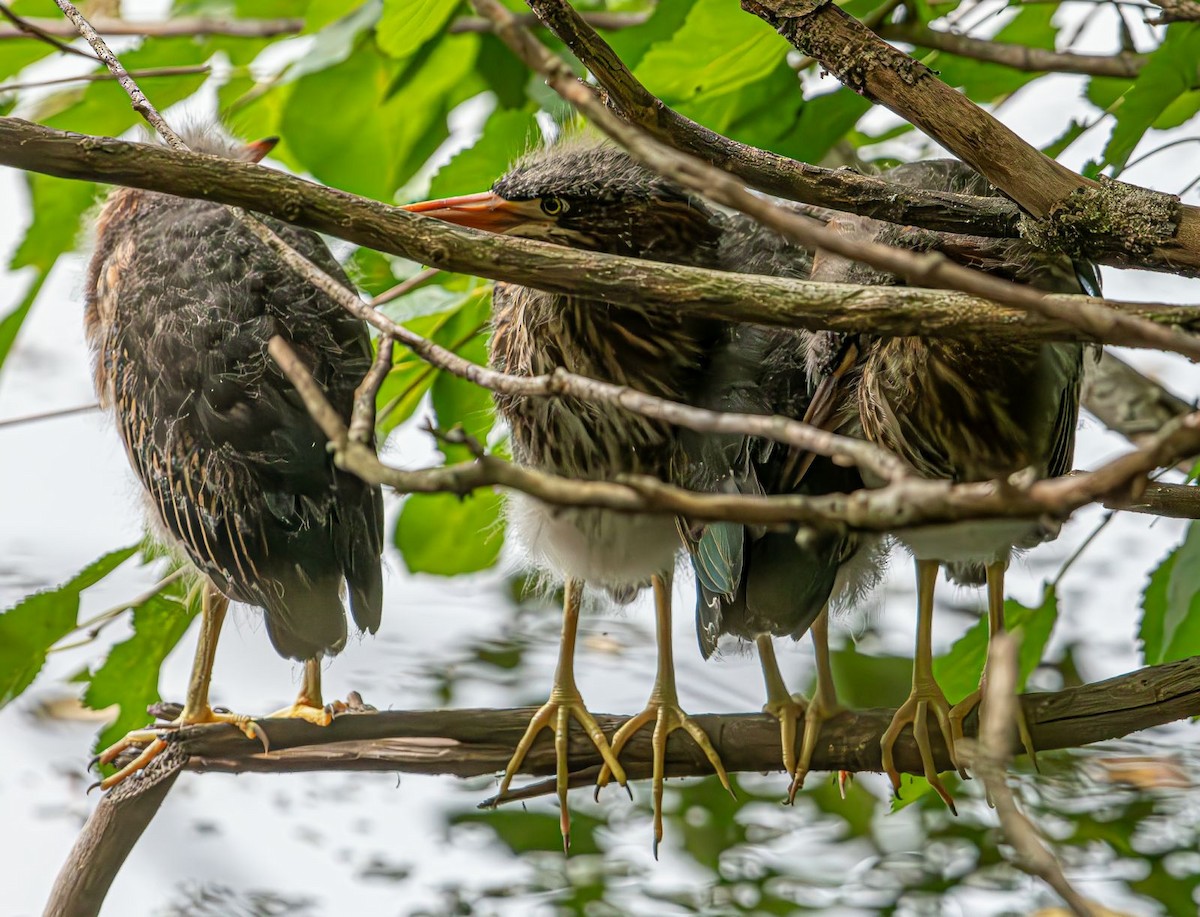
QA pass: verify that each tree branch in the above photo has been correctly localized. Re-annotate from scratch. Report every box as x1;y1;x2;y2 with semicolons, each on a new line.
741;0;1200;276
0;117;1195;350
0;15;302;40
43;745;184;917
1147;0;1200;22
153;656;1200;785
878;21;1147;78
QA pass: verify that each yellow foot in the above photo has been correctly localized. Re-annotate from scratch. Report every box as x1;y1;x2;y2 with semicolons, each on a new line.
597;699;733;857
264;700;333;727
789;693;844;803
880;680;959;814
494;691;627;852
762;693;806;784
950;686;1038;771
95;706;264;790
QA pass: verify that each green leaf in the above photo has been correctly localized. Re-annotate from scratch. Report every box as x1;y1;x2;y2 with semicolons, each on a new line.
1103;23;1200;173
933;583;1059;703
1153;89;1200;130
10;173;97;272
0;546;139;708
634;0;785;107
378;0;460;59
430;330;494;461
306;0;373;32
283;32;481;199
395;489;505;574
606;0;691;72
1139;521;1200;664
427;107;538;199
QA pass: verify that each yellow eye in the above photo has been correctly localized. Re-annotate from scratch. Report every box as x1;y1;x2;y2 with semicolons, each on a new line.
540;197;567;216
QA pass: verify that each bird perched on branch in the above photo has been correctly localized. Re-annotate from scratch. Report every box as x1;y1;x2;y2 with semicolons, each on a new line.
797;159;1095;807
407;137;845;846
85;126;385;788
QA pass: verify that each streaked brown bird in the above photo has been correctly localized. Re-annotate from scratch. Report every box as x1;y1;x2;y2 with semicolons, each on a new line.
799;159;1094;806
406;138;820;846
86;126;384;788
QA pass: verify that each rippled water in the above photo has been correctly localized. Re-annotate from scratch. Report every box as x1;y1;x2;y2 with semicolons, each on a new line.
3;128;1200;917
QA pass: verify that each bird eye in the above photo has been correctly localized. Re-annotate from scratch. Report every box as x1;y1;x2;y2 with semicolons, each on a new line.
540;197;568;216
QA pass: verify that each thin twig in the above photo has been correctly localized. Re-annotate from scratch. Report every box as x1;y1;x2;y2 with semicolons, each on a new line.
0;401;98;429
349;336;394;445
965;636;1099;917
51;0;185;149
0;15;303;41
0;64;213;95
0;1;95;60
369;267;441;307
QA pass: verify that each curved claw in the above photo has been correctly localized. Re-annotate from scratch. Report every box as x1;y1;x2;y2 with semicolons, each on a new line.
597;700;732;854
762;694;805;784
788;694;843;804
494;693;626;849
881;686;959;814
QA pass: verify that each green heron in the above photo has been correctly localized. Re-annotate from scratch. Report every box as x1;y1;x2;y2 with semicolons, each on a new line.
799;159;1094;805
686;326;886;796
86;126;385;788
405;138;817;845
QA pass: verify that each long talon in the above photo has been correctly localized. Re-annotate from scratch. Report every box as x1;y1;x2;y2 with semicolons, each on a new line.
600;697;732;856
788;690;842;803
764;693;805;784
881;687;958;814
493;691;626;849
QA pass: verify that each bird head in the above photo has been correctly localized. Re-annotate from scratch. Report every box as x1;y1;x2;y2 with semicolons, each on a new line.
404;140;722;264
171;123;279;162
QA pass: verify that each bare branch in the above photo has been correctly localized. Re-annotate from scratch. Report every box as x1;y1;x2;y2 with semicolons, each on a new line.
964;636;1099;917
1;118;1196;348
0;15;303;41
149;655;1200;784
878;21;1147;78
1146;0;1200;21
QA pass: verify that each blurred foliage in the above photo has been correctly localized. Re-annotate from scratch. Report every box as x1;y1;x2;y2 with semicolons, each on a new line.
0;6;1197;894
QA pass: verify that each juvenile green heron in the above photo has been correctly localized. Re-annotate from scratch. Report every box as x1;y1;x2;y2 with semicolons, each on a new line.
406;138;818;845
800;160;1094;805
86;126;385;787
686;326;887;796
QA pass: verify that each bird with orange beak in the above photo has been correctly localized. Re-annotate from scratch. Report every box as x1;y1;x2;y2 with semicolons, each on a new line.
405;139;861;848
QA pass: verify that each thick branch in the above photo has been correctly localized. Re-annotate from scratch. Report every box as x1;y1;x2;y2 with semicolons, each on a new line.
878;22;1147;78
1147;0;1200;21
3;119;1193;348
742;0;1200;277
43;745;184;917
167;657;1200;782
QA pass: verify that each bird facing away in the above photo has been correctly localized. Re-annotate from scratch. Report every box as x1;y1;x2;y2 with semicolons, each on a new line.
799;159;1092;806
686;323;887;796
86;126;384;788
406;138;817;846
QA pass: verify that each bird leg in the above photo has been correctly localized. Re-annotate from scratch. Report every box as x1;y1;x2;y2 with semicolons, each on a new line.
789;607;846;801
495;578;627;850
95;584;263;789
597;569;732;855
264;658;335;726
756;634;805;781
949;560;1038;769
880;559;959;812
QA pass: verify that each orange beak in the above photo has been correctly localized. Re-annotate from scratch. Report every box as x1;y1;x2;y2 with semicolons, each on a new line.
403;191;543;234
243;136;279;163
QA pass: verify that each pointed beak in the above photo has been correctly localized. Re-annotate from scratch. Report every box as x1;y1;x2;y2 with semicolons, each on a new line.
242;136;279;163
403;191;544;233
